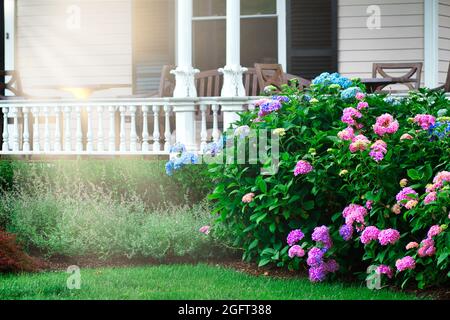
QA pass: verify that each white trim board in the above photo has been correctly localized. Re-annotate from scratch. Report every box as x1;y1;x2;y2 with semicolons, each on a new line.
4;0;15;71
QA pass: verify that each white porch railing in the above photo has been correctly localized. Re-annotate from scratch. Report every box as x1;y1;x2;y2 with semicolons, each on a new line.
0;97;261;156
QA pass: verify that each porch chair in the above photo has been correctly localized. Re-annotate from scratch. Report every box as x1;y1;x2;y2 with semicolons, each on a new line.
0;70;27;99
372;63;423;91
254;63;311;91
433;62;450;92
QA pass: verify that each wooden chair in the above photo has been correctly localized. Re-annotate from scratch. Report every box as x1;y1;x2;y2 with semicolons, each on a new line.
372;63;423;91
434;62;450;92
254;63;311;92
0;70;27;99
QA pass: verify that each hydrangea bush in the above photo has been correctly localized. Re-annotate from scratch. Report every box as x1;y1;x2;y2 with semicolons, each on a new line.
205;73;450;289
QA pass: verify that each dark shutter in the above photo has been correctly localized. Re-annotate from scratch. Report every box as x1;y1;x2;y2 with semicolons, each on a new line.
132;0;175;95
286;0;337;80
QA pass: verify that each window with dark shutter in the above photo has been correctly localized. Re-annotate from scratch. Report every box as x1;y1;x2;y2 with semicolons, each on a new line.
287;0;337;80
132;0;175;95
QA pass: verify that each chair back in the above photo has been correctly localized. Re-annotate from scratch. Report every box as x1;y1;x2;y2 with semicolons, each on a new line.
372;63;423;91
444;62;450;92
0;70;26;99
254;63;287;90
158;65;176;97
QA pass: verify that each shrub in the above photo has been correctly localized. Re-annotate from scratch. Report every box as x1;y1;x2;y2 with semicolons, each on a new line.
0;230;42;273
205;74;449;289
0;182;229;260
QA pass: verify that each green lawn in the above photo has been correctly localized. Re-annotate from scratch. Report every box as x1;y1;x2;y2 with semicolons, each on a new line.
0;264;420;300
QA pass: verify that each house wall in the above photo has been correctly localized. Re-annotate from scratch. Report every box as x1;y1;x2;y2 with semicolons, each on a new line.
439;0;450;84
338;0;425;86
16;0;133;98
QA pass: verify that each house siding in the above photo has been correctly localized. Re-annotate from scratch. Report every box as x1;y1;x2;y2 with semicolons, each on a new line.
439;0;450;84
338;0;425;83
16;0;133;98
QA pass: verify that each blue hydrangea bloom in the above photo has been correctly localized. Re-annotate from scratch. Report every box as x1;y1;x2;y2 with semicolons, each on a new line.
428;121;450;140
340;86;362;100
312;72;352;89
384;96;403;106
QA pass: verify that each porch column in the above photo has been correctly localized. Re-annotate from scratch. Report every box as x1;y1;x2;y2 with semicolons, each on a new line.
220;0;247;130
171;0;198;151
424;0;439;88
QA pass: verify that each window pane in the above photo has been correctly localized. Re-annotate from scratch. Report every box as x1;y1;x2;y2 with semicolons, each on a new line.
193;20;226;70
241;18;278;67
241;0;277;15
193;0;226;17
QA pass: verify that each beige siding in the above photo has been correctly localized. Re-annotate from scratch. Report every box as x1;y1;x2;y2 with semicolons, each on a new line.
439;0;450;84
16;0;133;98
338;0;425;87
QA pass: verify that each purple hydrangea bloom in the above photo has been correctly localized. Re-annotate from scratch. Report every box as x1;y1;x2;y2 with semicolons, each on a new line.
324;259;339;273
339;224;353;241
360;226;380;244
286;229;305;246
307;247;324;267
309;265;328;282
311;225;333;249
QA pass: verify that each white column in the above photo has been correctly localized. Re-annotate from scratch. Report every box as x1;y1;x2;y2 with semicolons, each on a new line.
220;0;247;97
172;0;198;98
171;0;198;151
424;0;439;88
277;0;287;71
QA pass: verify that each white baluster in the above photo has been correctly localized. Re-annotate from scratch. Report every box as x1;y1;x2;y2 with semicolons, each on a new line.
142;105;150;152
164;104;171;152
153;105;161;152
212;103;220;142
23;107;30;152
54;106;62;152
43;106;50;152
119;106;126;152
200;104;208;152
129;105;137;152
12;107;19;152
32;107;41;152
64;106;72;152
108;106;116;152
2;107;9;152
97;106;104;152
76;106;83;152
86;106;93;153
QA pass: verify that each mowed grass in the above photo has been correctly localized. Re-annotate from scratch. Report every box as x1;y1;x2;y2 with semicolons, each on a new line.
0;264;420;300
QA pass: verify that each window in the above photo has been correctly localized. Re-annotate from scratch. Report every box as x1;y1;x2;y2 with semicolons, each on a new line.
193;0;278;71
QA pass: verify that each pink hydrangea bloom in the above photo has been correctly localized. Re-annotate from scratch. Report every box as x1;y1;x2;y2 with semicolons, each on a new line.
365;200;373;210
405;242;419;250
355;92;366;101
338;127;355;141
391;203;402;215
396;256;416;272
404;200;418;210
424;192;437;205
341;108;362;127
428;171;450;192
343;204;368;227
288;245;305;258
349;135;370;153
413;114;436;130
360;226;380;244
199;226;211;235
242;192;255;203
396;187;418;207
376;265;394;279
418;238;436;257
294;160;313;176
373;114;399;136
400;133;413;141
369;140;388;162
378;228;400;246
357;101;369;110
427;225;442;238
